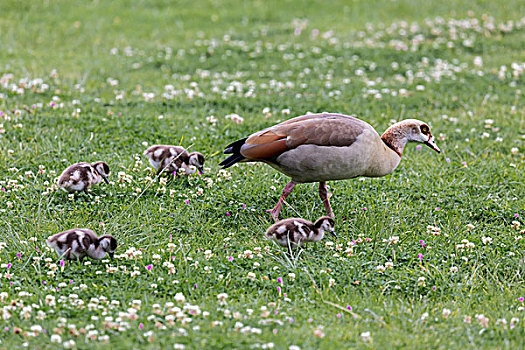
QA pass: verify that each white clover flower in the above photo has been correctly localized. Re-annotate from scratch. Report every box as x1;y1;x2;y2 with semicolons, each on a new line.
174;293;185;303
262;107;272;117
30;325;42;333
50;334;62;343
99;335;109;342
496;318;507;327
313;329;325;338
360;331;372;342
426;225;441;235
482;236;492;244
225;113;244;124
217;293;228;302
63;340;76;349
476;314;489;328
473;56;483;67
388;236;399;245
206;115;217;125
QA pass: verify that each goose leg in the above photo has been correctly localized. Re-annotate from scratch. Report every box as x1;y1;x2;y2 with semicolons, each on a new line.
318;181;334;218
267;181;296;221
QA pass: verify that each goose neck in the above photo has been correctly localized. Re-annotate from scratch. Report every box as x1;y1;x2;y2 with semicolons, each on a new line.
381;125;408;157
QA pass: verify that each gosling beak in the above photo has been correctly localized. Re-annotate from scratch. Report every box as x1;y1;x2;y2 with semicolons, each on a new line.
424;135;441;153
108;252;114;260
102;175;110;184
198;166;204;175
329;230;337;239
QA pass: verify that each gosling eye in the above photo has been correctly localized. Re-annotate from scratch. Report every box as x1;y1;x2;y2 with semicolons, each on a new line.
420;125;429;135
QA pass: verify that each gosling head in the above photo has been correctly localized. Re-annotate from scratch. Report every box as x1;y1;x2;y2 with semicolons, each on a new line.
188;152;205;174
313;216;336;242
99;235;118;260
92;161;110;184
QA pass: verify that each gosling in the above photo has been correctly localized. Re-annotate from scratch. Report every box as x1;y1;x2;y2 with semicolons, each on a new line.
46;228;117;261
265;216;336;250
143;145;205;176
58;161;110;194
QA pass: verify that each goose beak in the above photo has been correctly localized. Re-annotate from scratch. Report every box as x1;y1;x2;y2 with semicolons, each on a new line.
108;252;114;260
329;230;337;239
424;136;441;153
102;175;110;184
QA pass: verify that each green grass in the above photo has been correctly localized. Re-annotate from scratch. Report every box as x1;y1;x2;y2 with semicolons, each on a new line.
1;0;524;348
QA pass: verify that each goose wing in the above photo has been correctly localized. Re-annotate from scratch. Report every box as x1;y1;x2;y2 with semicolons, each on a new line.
222;114;375;166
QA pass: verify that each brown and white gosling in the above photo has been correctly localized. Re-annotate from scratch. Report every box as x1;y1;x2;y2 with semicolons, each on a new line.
46;228;117;261
58;161;110;194
265;216;336;250
220;113;441;221
143;145;205;176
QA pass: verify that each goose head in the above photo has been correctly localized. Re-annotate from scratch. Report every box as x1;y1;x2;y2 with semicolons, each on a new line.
99;235;118;260
92;161;110;184
188;152;205;174
384;119;441;155
404;119;441;153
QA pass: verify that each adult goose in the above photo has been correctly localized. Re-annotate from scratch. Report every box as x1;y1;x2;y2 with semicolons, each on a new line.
220;113;440;220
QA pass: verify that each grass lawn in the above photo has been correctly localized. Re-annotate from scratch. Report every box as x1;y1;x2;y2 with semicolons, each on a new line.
1;0;524;348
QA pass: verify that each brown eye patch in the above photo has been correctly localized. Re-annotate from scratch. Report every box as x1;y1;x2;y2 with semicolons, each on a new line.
420;125;429;134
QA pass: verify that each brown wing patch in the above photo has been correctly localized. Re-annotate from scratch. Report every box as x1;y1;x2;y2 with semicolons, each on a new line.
286;118;366;148
246;130;286;145
240;114;371;161
241;139;288;160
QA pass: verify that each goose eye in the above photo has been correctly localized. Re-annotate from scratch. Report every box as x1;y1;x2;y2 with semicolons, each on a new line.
420;125;429;134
